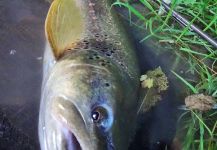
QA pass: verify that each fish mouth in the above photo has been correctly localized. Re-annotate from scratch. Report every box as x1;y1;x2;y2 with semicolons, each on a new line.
50;97;85;150
67;131;82;150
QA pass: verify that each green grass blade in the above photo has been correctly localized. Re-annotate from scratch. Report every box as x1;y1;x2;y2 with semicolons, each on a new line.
199;113;204;150
112;2;146;21
191;111;213;137
139;0;159;16
172;71;198;94
179;47;217;60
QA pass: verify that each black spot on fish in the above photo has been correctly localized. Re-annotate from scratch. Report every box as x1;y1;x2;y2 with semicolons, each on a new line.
106;53;111;57
88;56;94;60
103;34;108;40
95;33;100;38
99;62;106;66
103;47;109;51
82;40;90;49
105;83;110;87
82;40;89;44
95;56;100;59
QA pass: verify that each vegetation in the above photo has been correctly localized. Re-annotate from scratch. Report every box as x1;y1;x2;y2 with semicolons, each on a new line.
139;67;168;113
113;0;217;149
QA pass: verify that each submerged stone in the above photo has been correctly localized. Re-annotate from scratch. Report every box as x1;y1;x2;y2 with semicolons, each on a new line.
185;93;215;111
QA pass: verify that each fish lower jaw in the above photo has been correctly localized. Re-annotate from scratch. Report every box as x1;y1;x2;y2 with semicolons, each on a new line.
68;132;82;150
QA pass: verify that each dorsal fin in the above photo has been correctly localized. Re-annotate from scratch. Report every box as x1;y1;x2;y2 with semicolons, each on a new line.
45;0;85;59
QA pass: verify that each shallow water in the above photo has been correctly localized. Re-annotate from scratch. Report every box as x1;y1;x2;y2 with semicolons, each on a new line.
117;7;186;150
0;0;192;149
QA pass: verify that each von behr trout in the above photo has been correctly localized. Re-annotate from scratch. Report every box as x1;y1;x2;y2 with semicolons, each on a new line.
39;0;140;149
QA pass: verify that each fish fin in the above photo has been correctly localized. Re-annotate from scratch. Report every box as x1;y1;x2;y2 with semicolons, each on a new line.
45;0;84;59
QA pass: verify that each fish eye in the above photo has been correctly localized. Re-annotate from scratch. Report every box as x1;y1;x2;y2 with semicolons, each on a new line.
92;111;100;122
91;105;113;131
91;106;107;123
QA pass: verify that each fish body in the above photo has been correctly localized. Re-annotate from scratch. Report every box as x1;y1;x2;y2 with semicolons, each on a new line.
39;0;140;149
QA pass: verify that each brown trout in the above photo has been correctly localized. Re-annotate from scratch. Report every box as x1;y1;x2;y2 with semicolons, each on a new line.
39;0;140;149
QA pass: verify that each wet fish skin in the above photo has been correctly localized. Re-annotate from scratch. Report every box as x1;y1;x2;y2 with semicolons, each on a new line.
39;0;140;150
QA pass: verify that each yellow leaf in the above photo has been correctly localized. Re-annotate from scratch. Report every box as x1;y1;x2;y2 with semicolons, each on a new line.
141;78;154;89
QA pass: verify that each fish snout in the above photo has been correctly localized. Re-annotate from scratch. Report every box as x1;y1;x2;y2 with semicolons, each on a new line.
40;97;91;150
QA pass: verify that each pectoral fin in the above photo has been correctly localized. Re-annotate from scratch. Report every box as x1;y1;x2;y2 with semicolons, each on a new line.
45;0;85;59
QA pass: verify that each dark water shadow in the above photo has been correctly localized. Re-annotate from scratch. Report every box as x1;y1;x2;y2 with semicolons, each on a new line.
116;4;196;150
0;0;49;148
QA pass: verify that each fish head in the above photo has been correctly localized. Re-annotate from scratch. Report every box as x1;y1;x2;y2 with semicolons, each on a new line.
40;55;138;150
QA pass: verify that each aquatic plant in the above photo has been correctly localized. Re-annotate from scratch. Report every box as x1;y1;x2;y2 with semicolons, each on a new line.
113;0;217;149
138;67;169;113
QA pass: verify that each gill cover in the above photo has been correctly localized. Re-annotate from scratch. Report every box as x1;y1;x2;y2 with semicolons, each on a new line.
45;0;85;58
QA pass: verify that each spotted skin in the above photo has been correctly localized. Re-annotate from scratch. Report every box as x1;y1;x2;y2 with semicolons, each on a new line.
39;0;140;150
